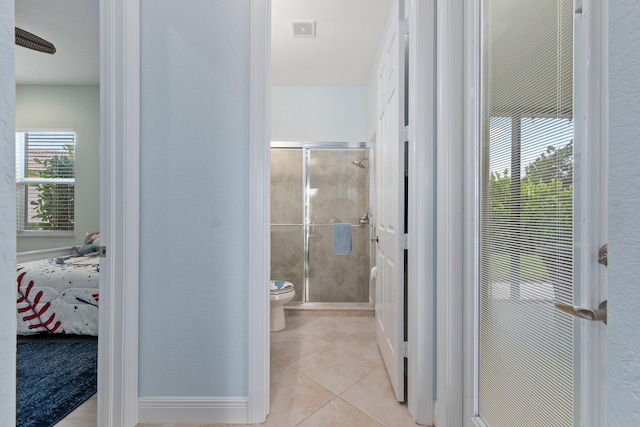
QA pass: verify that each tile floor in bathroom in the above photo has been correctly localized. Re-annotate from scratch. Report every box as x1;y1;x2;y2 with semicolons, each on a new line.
58;314;421;427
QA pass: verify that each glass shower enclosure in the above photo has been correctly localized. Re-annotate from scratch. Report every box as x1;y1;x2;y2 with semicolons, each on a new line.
271;142;373;304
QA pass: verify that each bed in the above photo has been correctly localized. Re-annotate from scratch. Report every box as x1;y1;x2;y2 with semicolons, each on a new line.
17;247;99;335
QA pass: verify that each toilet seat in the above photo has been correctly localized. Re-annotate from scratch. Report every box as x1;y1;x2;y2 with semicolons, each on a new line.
270;287;295;296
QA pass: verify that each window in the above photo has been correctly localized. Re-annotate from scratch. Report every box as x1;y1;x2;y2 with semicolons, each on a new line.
477;0;575;425
15;131;76;235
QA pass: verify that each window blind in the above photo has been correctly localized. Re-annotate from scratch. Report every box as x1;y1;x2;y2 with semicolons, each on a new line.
15;131;76;234
479;1;574;426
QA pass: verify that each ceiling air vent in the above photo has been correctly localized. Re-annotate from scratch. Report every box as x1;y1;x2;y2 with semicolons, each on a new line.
291;21;316;38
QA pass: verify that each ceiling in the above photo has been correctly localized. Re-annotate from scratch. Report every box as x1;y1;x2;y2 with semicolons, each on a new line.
15;0;393;87
15;0;99;85
271;0;394;86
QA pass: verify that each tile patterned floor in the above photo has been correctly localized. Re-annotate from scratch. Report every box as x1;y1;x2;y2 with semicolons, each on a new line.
59;314;421;427
261;314;420;427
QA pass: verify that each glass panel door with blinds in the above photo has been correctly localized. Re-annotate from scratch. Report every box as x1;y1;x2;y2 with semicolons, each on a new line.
477;1;581;426
15;131;76;235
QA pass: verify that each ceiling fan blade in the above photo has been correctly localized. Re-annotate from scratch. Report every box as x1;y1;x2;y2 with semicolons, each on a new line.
15;27;56;54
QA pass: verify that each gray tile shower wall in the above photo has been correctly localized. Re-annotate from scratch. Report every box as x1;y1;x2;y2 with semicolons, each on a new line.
308;225;370;302
271;149;303;225
308;150;370;225
271;226;305;302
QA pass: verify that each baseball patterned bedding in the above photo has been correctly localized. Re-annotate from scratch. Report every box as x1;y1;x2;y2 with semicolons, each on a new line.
17;254;99;335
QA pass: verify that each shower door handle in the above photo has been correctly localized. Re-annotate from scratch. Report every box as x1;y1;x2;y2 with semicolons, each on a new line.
371;236;379;243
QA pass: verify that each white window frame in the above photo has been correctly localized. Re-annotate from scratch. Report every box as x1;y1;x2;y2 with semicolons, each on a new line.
15;129;76;237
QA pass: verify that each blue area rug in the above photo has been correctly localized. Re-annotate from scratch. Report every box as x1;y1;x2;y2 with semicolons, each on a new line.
17;341;97;427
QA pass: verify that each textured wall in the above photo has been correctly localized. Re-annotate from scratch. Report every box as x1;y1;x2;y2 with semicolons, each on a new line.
0;0;16;423
139;0;249;396
16;85;100;252
272;86;367;142
608;1;640;425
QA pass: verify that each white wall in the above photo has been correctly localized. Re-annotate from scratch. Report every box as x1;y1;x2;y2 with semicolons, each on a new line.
16;85;100;252
0;1;16;424
139;0;248;398
608;1;640;425
272;86;366;142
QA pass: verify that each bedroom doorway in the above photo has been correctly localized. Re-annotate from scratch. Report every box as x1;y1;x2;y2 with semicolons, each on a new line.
14;1;103;425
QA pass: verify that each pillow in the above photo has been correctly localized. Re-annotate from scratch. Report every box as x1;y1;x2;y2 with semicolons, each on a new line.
73;243;100;256
84;231;100;244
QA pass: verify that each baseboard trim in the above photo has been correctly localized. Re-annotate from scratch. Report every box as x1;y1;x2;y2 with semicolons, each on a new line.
138;396;249;424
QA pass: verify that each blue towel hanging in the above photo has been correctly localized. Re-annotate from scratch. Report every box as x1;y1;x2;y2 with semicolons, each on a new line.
333;223;352;256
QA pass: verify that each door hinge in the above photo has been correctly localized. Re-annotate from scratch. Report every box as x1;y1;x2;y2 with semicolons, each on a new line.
401;233;409;250
99;246;107;257
400;18;409;35
401;341;409;358
401;125;409;142
575;0;583;14
598;243;608;266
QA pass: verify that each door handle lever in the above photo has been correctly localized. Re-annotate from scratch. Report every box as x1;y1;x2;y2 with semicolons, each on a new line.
554;300;607;324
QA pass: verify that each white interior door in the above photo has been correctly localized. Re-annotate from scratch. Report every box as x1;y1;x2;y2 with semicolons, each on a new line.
375;0;406;403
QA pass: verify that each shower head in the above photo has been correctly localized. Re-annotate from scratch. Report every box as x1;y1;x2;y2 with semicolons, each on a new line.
351;158;369;169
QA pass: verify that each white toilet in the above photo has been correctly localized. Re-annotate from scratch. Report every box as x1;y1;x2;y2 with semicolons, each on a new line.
270;280;296;332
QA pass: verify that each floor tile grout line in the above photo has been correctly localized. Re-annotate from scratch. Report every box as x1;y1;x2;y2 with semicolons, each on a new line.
292;395;338;427
337;367;396;427
289;340;382;375
287;343;381;398
289;363;338;398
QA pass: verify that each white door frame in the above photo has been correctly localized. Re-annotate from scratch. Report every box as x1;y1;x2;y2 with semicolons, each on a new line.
248;0;271;423
462;0;481;424
248;0;437;424
571;0;608;424
407;0;436;424
98;0;140;425
434;0;466;425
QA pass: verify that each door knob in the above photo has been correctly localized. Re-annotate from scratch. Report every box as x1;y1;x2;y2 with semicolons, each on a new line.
554;300;607;324
371;236;379;243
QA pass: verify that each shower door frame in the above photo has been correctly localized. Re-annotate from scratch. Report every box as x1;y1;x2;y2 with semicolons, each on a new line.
272;141;374;306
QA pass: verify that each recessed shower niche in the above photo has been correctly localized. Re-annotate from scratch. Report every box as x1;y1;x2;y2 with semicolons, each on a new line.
270;143;373;304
